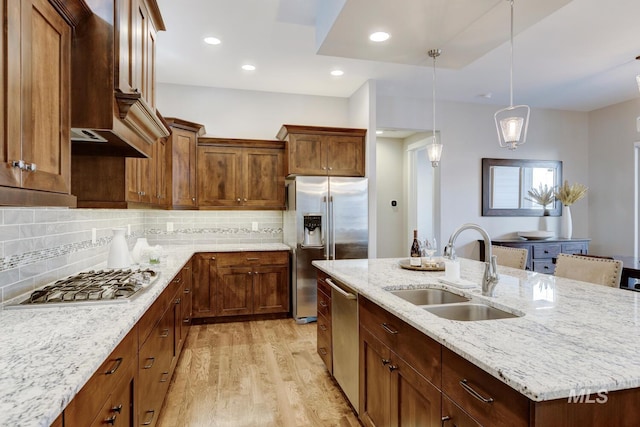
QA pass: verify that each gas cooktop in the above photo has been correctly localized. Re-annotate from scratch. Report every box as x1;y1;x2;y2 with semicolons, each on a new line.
6;268;160;309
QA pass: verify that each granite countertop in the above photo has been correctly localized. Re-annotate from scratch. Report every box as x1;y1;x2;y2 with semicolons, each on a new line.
0;243;290;427
312;257;640;402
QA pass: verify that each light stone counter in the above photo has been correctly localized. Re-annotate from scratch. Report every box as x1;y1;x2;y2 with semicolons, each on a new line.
312;257;640;402
0;243;289;427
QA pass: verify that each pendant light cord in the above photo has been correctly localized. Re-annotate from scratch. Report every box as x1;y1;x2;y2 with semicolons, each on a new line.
509;0;514;108
433;54;436;141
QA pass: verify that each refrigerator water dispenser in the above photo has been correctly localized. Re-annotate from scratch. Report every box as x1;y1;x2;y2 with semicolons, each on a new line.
303;214;323;247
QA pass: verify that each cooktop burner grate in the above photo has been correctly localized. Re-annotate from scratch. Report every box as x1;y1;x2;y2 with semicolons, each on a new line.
10;268;159;308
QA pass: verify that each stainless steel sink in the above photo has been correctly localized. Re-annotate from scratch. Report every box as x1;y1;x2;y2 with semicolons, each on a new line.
389;289;470;305
423;303;520;321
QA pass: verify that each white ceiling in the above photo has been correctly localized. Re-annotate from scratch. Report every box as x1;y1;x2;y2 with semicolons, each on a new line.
155;0;640;112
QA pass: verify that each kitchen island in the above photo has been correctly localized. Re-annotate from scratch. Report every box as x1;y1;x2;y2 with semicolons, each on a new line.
0;243;289;427
313;257;640;424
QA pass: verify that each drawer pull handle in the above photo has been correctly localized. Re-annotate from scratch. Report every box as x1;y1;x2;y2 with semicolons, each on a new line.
381;323;399;335
160;329;170;338
143;357;155;369
183;318;191;324
381;358;391;366
319;324;327;331
544;250;549;254
211;257;216;260
104;415;117;425
246;257;260;261
319;300;328;308
142;410;155;425
441;415;452;425
160;371;170;383
319;347;328;356
104;357;123;375
175;298;181;305
460;379;494;404
184;288;191;294
388;364;398;372
111;404;122;414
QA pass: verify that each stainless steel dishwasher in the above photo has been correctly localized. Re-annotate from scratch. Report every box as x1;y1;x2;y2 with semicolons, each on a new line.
326;277;359;413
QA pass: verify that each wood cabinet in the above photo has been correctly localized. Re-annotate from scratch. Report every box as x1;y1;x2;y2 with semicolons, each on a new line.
316;272;332;373
0;0;78;207
276;125;366;177
192;251;290;320
165;118;205;209
197;138;285;210
358;296;442;427
64;327;137;427
126;157;154;204
487;238;590;273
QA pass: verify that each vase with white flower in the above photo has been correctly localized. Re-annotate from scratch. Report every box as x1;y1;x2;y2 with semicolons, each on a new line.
554;180;588;239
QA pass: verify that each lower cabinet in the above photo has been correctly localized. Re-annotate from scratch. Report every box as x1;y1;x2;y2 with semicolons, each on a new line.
488;239;590;273
62;262;191;427
316;272;332;373
192;251;290;320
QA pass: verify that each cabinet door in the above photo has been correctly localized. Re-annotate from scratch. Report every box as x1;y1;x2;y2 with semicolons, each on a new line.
197;145;242;207
390;355;441;427
217;266;253;316
360;327;392;427
243;148;285;209
170;127;197;207
125;158;152;203
253;264;289;314
20;0;71;193
191;253;217;318
326;135;364;177
287;133;326;175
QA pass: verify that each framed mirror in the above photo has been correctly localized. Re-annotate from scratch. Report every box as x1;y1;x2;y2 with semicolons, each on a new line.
482;158;563;216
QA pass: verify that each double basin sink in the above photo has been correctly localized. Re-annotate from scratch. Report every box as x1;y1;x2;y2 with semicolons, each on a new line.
388;289;520;321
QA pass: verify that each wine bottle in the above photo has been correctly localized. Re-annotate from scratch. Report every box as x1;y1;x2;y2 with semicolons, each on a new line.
410;229;422;266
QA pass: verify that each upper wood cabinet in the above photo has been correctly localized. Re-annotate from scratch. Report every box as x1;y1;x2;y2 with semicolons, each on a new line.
276;125;366;177
197;138;285;210
0;0;79;207
165;118;205;209
70;0;168;158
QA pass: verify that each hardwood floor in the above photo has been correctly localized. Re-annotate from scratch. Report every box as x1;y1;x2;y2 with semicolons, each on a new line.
156;319;361;427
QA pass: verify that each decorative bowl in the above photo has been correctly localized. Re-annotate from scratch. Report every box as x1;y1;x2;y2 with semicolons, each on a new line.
517;230;554;240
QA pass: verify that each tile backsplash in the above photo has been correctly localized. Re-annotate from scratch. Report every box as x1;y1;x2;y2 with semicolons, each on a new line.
0;208;283;304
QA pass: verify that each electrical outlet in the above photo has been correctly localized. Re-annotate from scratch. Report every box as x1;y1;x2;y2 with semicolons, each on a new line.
91;228;97;244
252;221;259;231
127;224;131;236
166;222;174;232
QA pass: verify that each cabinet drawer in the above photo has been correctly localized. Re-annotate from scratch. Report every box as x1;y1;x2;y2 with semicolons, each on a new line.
87;362;134;427
359;297;441;386
317;288;331;318
216;251;288;267
442;395;482;427
533;244;561;259
317;271;330;296
533;260;555;274
561;243;587;255
138;272;182;347
64;329;136;425
317;313;332;372
442;347;529;427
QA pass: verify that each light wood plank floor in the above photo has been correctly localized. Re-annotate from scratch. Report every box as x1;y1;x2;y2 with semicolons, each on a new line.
156;319;361;427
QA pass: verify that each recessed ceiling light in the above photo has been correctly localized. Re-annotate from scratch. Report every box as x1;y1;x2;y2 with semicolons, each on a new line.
242;64;256;71
330;70;344;77
204;37;221;45
369;31;390;42
376;130;384;135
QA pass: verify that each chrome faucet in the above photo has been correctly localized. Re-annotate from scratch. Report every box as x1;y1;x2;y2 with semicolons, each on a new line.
443;223;500;297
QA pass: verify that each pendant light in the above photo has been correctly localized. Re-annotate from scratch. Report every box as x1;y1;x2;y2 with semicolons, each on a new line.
494;0;529;150
427;49;443;167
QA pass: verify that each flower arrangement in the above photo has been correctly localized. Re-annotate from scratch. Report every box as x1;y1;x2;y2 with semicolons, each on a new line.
526;183;555;210
554;180;588;206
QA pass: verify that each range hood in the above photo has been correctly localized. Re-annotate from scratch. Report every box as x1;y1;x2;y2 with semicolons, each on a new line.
70;0;169;158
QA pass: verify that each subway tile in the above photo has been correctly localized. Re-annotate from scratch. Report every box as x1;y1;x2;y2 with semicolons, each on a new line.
3;209;34;224
0;225;20;242
20;223;48;239
2;277;34;303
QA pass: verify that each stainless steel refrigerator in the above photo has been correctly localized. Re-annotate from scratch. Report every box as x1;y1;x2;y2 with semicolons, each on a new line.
284;176;368;323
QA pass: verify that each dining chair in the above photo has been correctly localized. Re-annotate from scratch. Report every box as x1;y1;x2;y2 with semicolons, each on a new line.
554;253;623;287
491;245;528;270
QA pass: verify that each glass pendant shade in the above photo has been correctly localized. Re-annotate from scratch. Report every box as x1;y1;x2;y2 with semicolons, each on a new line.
494;104;530;150
427;140;443;167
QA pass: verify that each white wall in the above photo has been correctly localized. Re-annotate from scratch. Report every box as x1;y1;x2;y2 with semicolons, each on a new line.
376;137;405;257
157;83;350;139
377;92;589;259
588;97;640;256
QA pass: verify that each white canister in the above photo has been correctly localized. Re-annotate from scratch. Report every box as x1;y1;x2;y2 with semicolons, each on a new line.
107;228;133;269
444;259;461;281
131;238;150;264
